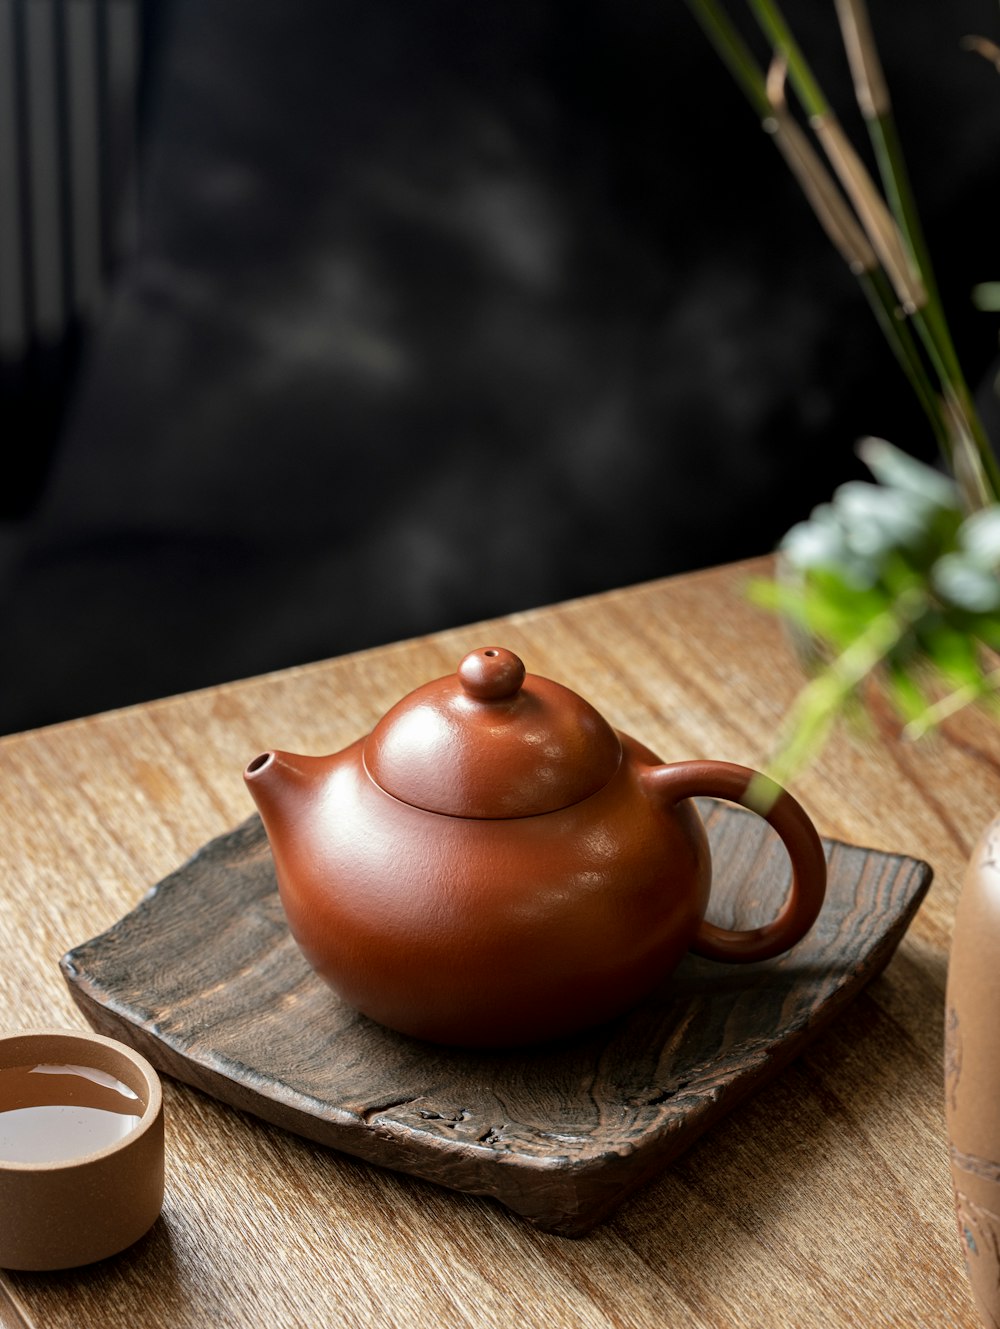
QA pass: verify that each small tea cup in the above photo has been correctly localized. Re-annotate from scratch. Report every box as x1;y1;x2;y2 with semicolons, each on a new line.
0;1027;164;1270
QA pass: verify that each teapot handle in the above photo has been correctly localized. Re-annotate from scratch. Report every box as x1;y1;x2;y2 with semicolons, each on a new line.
646;760;827;963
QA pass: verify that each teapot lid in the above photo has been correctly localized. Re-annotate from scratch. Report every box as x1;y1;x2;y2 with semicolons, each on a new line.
363;647;622;818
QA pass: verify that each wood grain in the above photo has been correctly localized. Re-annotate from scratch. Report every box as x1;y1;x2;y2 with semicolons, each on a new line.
60;804;930;1235
1;557;996;1327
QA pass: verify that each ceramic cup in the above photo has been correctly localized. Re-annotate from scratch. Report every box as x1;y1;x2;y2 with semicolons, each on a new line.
0;1028;164;1270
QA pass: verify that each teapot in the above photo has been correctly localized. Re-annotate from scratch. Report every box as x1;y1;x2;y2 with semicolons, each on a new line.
244;647;826;1047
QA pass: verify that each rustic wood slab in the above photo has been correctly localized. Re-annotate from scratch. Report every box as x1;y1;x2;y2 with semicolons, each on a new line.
60;800;930;1236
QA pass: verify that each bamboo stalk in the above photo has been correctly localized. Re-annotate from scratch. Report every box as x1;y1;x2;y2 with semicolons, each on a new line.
683;0;950;448
746;0;828;117
747;0;926;316
682;0;772;118
834;0;888;119
834;0;962;387
810;115;926;315
683;0;1000;777
940;388;1000;511
763;59;947;445
862;270;948;449
749;0;1000;507
837;0;929;271
764;75;875;274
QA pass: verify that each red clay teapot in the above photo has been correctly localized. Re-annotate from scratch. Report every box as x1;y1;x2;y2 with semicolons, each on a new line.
244;647;826;1047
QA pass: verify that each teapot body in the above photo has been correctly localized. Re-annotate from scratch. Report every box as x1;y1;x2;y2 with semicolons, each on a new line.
245;646;826;1047
264;733;710;1046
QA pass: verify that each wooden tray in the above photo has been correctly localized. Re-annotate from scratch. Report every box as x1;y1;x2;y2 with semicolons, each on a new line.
61;804;931;1236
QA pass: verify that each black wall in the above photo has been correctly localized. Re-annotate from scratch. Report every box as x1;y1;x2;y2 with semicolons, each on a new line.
2;0;999;734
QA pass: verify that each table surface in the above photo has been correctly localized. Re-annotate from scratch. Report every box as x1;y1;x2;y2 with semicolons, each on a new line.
0;557;994;1329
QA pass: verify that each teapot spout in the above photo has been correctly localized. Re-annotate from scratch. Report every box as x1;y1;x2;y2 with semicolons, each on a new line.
243;749;332;843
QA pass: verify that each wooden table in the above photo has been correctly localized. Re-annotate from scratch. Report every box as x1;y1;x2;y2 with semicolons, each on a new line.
0;557;994;1328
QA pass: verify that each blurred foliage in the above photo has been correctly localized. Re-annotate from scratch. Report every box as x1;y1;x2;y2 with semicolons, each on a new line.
750;441;1000;784
686;0;1000;783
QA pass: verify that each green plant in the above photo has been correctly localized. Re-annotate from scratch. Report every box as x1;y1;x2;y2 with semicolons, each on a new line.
684;0;1000;788
752;439;1000;785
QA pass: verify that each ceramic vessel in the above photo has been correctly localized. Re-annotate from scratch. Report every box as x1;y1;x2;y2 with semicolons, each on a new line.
946;813;1000;1327
244;646;827;1046
0;1028;163;1270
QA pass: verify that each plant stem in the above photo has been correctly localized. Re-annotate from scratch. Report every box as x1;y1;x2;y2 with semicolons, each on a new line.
877;142;999;500
747;0;923;314
861;268;948;450
873;110;1000;505
752;586;927;796
687;0;1000;503
746;0;828;117
903;666;1000;740
833;0;1000;505
910;306;1000;506
765;97;875;274
868;115;952;357
682;0;772;118
834;0;957;375
684;0;948;449
748;0;1000;506
861;272;946;449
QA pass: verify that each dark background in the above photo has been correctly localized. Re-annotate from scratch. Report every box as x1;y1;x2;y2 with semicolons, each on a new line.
2;0;999;735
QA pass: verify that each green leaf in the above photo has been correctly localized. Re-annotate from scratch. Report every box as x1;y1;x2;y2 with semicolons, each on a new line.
959;507;1000;568
804;569;895;641
971;614;1000;652
856;437;958;508
914;615;986;690
751;571;882;647
932;555;1000;613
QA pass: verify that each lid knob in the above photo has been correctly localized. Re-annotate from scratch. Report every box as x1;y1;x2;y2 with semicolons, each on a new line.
458;648;526;701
